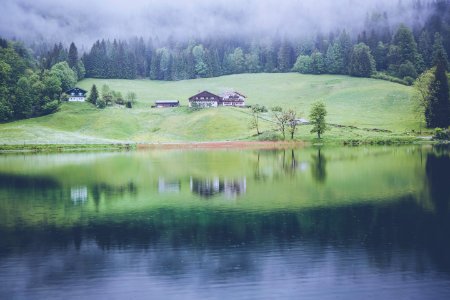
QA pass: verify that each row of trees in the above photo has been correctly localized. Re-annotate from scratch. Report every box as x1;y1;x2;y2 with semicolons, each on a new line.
0;38;77;121
86;84;136;109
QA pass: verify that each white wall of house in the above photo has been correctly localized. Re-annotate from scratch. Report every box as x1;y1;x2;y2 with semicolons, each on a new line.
189;100;218;107
68;97;86;102
222;102;245;107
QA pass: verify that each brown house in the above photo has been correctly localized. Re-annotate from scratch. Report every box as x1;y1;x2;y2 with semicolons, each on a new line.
188;91;222;108
153;100;180;108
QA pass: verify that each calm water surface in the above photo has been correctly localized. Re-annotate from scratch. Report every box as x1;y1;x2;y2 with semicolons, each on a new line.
0;146;449;299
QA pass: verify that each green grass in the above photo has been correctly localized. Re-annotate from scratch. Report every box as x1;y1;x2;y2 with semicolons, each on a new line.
0;73;419;144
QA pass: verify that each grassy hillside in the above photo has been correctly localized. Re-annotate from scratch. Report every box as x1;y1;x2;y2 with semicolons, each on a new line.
0;73;418;144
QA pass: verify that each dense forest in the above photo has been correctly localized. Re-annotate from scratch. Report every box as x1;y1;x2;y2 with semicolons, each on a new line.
0;38;79;122
1;0;450;128
31;0;450;85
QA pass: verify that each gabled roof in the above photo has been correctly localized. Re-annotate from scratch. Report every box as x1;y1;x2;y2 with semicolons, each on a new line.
65;87;87;95
221;91;247;99
189;91;221;101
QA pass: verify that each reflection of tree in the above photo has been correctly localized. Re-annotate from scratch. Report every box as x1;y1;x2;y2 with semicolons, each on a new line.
426;149;450;214
311;148;327;183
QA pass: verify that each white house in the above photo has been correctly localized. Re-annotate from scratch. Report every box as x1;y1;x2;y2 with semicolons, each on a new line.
66;87;87;102
220;91;246;107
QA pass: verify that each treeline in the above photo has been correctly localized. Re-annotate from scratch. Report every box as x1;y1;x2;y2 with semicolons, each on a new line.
0;38;82;122
31;1;450;84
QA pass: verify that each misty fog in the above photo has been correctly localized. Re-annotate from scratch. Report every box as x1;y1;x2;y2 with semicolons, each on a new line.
0;0;430;46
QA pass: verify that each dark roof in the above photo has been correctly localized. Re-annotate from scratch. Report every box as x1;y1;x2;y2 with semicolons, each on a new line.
189;91;221;101
155;100;179;104
65;87;87;95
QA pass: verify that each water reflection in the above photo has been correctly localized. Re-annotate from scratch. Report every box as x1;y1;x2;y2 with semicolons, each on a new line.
426;148;450;213
0;146;449;299
70;186;88;203
190;177;247;199
311;148;327;183
158;177;181;193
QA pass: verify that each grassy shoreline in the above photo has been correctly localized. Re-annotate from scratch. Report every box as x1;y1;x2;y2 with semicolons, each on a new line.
0;74;422;147
0;143;135;153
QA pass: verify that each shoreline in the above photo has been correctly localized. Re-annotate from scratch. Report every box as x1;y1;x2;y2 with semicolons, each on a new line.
137;141;307;150
0;138;443;153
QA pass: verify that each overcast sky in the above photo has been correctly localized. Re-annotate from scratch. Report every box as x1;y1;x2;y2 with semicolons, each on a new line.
0;0;426;46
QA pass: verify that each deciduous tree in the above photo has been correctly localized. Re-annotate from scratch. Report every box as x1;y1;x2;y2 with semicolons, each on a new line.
309;101;328;139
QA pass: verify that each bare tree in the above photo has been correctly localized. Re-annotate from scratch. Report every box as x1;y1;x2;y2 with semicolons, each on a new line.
286;109;299;140
249;105;267;135
271;106;290;140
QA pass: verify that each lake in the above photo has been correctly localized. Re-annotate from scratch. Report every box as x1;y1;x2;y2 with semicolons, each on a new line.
0;145;449;299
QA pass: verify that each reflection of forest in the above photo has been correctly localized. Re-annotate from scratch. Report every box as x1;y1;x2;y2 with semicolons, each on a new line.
190;177;247;199
0;148;449;280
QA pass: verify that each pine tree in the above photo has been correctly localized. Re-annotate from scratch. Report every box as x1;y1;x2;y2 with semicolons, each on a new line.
325;43;344;74
432;33;449;68
391;24;423;74
87;84;99;105
426;50;450;128
277;41;293;72
68;42;78;69
418;30;433;68
349;43;376;77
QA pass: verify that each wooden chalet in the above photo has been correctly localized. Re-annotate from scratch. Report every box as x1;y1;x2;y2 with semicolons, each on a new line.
153;100;180;108
188;91;222;108
220;91;246;107
65;87;87;102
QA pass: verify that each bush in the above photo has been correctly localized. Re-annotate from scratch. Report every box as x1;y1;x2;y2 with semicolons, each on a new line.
41;100;59;114
371;72;409;85
97;98;106;109
258;131;283;141
398;61;418;79
403;76;415;86
434;128;450;140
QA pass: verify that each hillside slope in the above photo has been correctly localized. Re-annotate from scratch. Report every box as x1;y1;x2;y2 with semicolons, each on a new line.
0;73;417;144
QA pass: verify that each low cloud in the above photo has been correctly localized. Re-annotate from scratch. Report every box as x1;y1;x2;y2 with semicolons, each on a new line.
0;0;428;46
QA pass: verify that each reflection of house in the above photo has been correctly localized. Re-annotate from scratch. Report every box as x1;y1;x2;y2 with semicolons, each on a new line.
224;177;246;199
158;177;181;193
220;91;246;107
188;91;222;108
71;186;88;203
190;177;247;199
153;100;180;108
190;177;223;198
66;87;87;102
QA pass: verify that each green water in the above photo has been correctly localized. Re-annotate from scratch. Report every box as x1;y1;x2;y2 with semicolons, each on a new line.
0;145;449;299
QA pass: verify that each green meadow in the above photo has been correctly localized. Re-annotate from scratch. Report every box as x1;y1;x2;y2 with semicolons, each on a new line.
0;73;419;144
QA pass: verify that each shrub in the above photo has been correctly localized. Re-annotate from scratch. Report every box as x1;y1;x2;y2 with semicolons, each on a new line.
41;100;59;114
403;76;415;86
371;72;409;85
258;131;283;141
97;98;106;109
434;128;450;140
